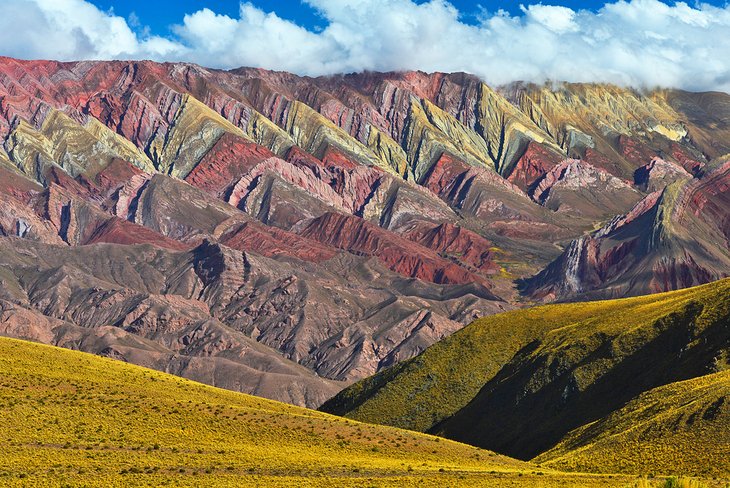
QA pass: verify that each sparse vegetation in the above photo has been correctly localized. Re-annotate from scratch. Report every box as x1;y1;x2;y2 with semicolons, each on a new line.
539;371;730;477
321;278;730;477
0;336;655;487
633;476;712;488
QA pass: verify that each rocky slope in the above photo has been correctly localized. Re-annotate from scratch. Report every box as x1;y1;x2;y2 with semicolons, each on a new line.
523;160;730;300
0;57;729;407
530;159;643;218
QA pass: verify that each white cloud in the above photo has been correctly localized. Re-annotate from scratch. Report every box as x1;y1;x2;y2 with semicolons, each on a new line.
521;4;579;33
0;0;178;60
1;0;730;92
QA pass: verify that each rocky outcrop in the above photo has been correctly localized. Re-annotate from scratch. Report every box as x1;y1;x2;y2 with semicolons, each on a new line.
0;191;63;244
505;82;709;181
219;221;337;263
183;133;277;199
402;221;499;274
531;159;643;218
421;153;579;243
0;158;43;203
634;157;693;192
83;217;190;251
422;154;536;222
507;141;565;191
523;160;730;300
298;212;498;289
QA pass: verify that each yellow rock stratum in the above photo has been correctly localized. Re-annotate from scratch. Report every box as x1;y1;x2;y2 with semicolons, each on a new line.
5;111;155;181
148;95;248;178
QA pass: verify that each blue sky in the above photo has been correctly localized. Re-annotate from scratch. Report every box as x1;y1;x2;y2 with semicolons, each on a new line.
87;0;705;35
1;0;730;91
91;1;323;35
89;1;586;32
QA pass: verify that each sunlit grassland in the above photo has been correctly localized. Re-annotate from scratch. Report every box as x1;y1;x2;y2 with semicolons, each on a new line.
0;336;658;487
538;370;730;478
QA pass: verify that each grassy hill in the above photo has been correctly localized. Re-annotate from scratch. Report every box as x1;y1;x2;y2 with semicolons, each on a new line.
0;336;657;487
321;278;730;474
536;370;730;477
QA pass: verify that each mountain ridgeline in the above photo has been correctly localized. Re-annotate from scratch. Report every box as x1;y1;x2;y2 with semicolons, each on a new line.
0;56;728;411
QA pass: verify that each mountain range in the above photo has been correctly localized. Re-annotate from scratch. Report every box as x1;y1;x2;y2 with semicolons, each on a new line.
0;56;728;411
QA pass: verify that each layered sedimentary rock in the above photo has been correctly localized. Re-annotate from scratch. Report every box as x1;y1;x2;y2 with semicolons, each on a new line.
297;212;498;289
530;159;643;218
0;56;728;407
523;160;730;300
634;157;693;192
504;82;710;180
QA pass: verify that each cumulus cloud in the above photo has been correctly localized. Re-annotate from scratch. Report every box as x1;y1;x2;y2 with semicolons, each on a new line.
521;4;579;33
1;0;730;92
0;0;179;60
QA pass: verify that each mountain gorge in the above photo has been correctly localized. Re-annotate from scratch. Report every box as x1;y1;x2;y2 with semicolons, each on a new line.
0;57;729;408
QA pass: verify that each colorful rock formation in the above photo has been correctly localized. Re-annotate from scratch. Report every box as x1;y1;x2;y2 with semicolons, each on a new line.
0;56;728;407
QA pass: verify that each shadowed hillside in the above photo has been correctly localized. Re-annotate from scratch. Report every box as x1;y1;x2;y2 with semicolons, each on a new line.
321;278;730;474
537;370;730;477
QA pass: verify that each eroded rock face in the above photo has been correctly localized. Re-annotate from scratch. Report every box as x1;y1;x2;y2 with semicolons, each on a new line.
298;212;497;289
0;236;507;390
531;159;643;218
402;221;499;274
507;142;564;191
523;161;730;300
2;59;725;182
634;157;693;192
83;217;191;251
0;56;728;407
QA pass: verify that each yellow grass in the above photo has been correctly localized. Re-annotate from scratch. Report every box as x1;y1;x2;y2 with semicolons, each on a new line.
538;371;730;478
0;336;658;487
